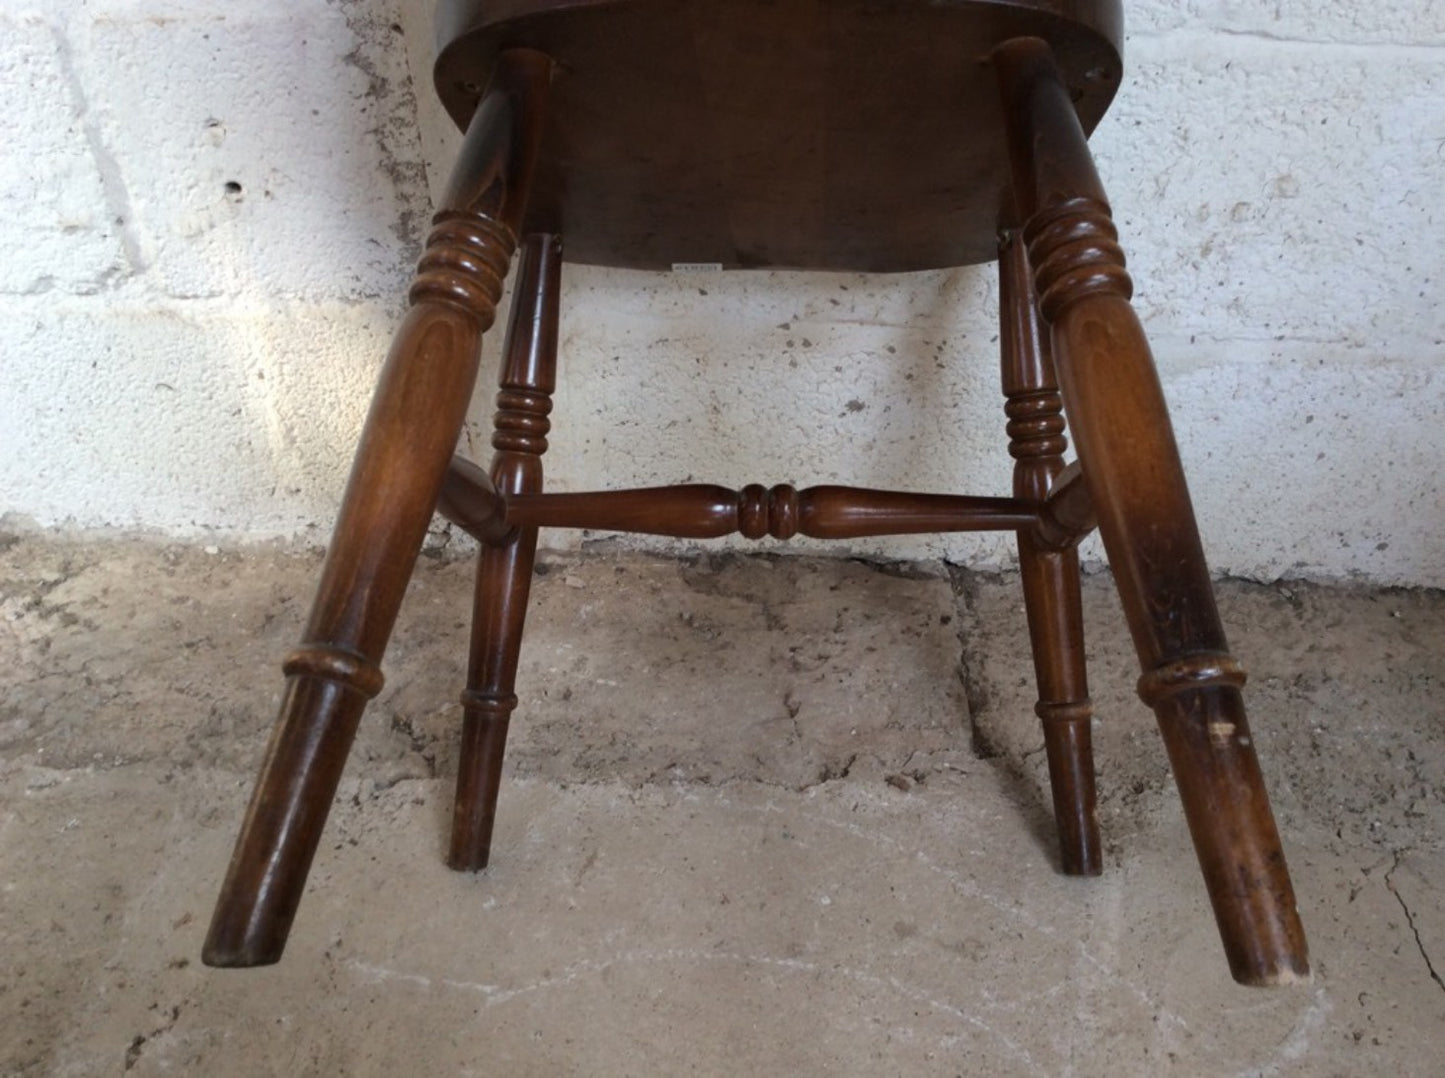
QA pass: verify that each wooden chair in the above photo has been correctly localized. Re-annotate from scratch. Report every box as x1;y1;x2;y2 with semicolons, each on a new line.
204;0;1310;986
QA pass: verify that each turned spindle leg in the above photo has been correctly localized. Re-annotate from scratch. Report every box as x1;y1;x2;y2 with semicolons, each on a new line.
995;38;1308;985
203;51;552;968
999;228;1101;876
449;233;561;871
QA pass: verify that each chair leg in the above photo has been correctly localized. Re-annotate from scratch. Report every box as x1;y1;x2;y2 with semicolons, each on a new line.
203;51;552;968
449;233;561;871
999;229;1101;876
996;39;1309;985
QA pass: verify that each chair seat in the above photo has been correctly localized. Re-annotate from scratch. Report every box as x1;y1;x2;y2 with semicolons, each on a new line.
434;0;1122;270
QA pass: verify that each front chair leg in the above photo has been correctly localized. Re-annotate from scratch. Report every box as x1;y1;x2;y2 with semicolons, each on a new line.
203;50;553;968
995;38;1308;985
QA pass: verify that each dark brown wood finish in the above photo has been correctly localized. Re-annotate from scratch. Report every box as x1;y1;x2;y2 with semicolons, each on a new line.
1033;461;1096;550
995;36;1309;984
438;462;1100;549
450;231;562;871
438;474;1040;542
999;228;1100;876
512;485;1039;539
437;456;509;545
433;0;1122;270
202;49;552;968
206;1;1308;988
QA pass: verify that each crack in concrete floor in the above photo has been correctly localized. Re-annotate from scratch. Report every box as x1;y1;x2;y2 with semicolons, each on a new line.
1385;849;1445;996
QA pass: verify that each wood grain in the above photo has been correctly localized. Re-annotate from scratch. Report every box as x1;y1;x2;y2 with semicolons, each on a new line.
207;5;1308;989
434;0;1122;269
203;51;553;968
450;232;562;871
996;36;1308;985
999;226;1100;876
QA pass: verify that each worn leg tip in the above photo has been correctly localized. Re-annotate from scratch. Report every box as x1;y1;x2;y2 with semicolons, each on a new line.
201;941;284;969
201;920;288;969
1231;955;1312;988
1058;830;1105;877
446;851;492;873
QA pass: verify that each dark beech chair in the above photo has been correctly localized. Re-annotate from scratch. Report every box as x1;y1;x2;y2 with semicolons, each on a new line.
204;0;1310;986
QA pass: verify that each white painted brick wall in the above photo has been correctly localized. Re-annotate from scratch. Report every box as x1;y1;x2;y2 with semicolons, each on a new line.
2;0;1442;586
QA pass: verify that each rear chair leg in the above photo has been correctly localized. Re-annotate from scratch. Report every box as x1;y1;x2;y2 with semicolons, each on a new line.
995;37;1309;985
449;233;561;871
202;50;553;968
999;228;1101;876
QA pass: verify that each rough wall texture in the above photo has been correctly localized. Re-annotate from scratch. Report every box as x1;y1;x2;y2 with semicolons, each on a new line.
1;0;1442;585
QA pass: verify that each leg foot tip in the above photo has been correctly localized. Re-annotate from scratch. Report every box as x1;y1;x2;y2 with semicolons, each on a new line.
1058;833;1104;877
201;921;288;969
446;853;492;873
201;942;284;969
1231;955;1312;988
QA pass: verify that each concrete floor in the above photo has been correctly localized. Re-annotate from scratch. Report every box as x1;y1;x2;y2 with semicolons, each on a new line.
1;532;1443;1075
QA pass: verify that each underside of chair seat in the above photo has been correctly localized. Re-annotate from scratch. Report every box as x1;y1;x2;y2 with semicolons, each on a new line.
434;0;1123;270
